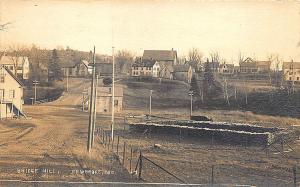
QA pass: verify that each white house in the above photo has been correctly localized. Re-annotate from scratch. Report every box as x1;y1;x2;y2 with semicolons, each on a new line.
131;59;156;77
0;65;25;118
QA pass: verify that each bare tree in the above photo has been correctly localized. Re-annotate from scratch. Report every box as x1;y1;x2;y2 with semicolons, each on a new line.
8;45;26;75
209;51;220;63
116;49;135;74
238;51;245;64
187;48;203;70
267;53;279;85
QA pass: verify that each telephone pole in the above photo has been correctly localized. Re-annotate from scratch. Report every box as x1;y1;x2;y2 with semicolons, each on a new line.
91;75;98;146
111;46;115;141
33;80;39;104
66;69;69;92
87;46;96;152
149;90;153;116
188;90;194;118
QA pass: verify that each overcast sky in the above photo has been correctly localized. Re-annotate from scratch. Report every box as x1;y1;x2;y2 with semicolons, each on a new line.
1;0;300;63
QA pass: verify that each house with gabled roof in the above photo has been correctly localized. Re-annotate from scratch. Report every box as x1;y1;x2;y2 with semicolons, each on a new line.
219;63;235;75
0;65;25;118
0;55;30;80
131;58;156;77
239;57;270;74
172;65;194;83
142;49;178;79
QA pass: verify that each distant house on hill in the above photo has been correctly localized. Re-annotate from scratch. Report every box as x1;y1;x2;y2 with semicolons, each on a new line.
131;59;156;77
0;55;30;80
0;65;25;118
61;60;91;77
96;86;123;113
219;63;235;75
282;61;300;83
173;65;194;83
142;49;178;79
61;60;79;77
79;60;92;76
239;57;270;74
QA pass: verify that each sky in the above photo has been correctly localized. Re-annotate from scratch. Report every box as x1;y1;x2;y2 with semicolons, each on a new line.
1;0;300;63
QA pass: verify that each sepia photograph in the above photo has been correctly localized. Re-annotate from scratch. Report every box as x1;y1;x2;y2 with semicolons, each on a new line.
0;0;300;186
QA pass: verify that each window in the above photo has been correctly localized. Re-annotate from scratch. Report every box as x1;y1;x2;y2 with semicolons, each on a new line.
9;90;15;99
114;100;118;106
0;75;4;83
297;77;299;81
0;89;4;100
9;66;13;71
108;88;112;94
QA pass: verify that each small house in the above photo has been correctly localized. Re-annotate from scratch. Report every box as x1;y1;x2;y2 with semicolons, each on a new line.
282;61;300;83
239;57;270;74
219;63;235;75
96;86;123;113
173;65;194;83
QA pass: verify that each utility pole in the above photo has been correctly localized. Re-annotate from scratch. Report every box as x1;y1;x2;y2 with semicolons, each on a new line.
66;69;69;92
149;90;153;116
82;87;87;111
188;90;194;118
91;75;98;146
292;60;295;94
33;80;39;104
87;46;96;152
111;46;115;141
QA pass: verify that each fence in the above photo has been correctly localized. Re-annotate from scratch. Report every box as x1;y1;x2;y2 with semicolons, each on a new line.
95;127;189;184
95;126;299;187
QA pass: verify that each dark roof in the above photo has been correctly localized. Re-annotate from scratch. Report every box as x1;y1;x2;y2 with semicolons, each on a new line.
143;50;177;61
0;65;24;86
132;59;156;67
241;57;270;67
283;61;300;69
61;60;80;68
95;63;113;75
173;65;191;72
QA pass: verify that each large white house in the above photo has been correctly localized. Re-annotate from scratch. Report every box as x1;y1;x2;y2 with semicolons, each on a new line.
0;55;30;80
0;65;25;118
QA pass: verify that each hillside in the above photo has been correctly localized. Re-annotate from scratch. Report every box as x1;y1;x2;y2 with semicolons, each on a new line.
119;77;191;109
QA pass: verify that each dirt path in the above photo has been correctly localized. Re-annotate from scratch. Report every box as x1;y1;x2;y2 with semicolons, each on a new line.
0;78;130;183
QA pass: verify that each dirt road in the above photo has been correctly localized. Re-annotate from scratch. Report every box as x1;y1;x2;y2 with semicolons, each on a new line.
0;78;130;184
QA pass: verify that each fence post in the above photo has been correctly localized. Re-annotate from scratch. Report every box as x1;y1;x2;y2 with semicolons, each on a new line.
130;147;133;173
123;141;126;165
112;136;114;150
179;129;182;143
102;130;105;144
281;137;284;155
108;135;111;150
105;133;108;146
211;165;214;187
138;150;142;180
293;165;297;187
117;136;120;156
211;132;214;148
